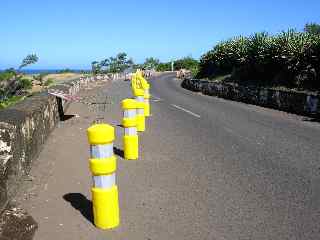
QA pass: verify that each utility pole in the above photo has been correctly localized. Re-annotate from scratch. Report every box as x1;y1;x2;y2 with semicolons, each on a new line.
171;61;174;72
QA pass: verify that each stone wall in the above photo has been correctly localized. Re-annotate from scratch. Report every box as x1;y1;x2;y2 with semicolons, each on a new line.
181;79;320;116
0;74;122;212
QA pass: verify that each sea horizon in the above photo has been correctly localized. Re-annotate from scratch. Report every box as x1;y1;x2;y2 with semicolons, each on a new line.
0;69;90;74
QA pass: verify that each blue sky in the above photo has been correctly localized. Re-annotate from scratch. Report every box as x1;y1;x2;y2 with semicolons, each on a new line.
1;0;320;69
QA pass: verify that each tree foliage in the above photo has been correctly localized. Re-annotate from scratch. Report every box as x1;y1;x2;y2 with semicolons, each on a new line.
173;57;199;71
156;62;171;72
143;57;160;70
1;54;39;102
154;57;199;77
0;69;16;82
304;23;320;35
19;54;38;70
99;52;133;74
57;68;75;73
91;61;101;75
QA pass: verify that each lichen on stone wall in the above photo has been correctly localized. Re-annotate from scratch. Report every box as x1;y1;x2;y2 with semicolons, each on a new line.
0;124;15;176
182;78;320;117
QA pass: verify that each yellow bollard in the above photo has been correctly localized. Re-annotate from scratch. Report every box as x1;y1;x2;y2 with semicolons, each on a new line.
87;124;120;229
135;96;145;132
122;99;139;160
135;73;151;117
131;71;150;123
131;73;144;97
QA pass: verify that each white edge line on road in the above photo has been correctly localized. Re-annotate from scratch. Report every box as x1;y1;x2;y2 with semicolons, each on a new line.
171;104;201;118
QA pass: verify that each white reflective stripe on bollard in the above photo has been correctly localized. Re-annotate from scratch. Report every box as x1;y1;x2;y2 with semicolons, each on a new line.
137;109;144;115
90;143;113;159
136;96;144;102
124;109;136;118
93;173;116;189
124;127;137;136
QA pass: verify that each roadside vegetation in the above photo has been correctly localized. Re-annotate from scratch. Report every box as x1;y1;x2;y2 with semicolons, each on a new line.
0;54;38;109
197;23;320;92
91;53;134;74
91;53;199;77
153;57;199;76
0;55;85;109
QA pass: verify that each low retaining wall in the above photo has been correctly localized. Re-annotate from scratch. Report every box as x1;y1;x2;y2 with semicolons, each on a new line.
181;79;320;116
0;74;121;212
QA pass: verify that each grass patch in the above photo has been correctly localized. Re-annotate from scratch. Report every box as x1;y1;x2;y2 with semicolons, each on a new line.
43;73;82;83
0;95;26;109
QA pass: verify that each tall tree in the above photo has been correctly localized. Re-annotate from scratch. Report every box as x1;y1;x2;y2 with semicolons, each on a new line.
100;52;133;73
91;61;101;74
19;54;38;70
143;57;160;70
174;57;199;70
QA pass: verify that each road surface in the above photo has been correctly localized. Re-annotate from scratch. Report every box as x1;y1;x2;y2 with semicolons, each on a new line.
14;73;320;239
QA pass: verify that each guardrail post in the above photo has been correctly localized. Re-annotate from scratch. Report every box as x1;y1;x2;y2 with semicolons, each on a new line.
122;99;139;160
87;124;120;229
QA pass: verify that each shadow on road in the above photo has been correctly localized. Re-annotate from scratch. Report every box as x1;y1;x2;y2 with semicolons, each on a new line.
113;147;124;158
56;96;77;121
61;114;76;121
63;193;93;225
302;116;320;123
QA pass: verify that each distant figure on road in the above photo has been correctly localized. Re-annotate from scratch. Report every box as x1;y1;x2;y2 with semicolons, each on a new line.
176;69;191;79
142;69;154;79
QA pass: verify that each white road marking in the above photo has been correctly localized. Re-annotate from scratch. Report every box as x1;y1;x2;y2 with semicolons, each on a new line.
152;96;162;101
171;104;201;118
223;126;263;145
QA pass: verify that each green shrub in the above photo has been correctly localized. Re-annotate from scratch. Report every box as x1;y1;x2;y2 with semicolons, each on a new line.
174;57;199;71
44;78;54;86
33;73;49;85
198;27;320;90
156;62;171;72
19;78;32;90
0;69;16;82
57;68;74;73
0;95;25;109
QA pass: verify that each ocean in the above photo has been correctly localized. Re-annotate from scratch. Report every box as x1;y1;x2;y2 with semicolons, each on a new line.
20;69;89;74
0;69;90;74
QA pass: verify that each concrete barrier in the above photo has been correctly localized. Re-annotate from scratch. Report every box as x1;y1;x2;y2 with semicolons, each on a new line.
182;78;320;117
0;74;122;212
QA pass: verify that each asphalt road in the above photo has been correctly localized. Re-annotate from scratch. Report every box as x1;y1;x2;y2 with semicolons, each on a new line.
15;73;320;240
149;73;320;240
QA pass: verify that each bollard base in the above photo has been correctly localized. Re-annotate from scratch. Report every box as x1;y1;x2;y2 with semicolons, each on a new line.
136;115;145;132
124;135;139;160
92;186;120;229
144;103;150;117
